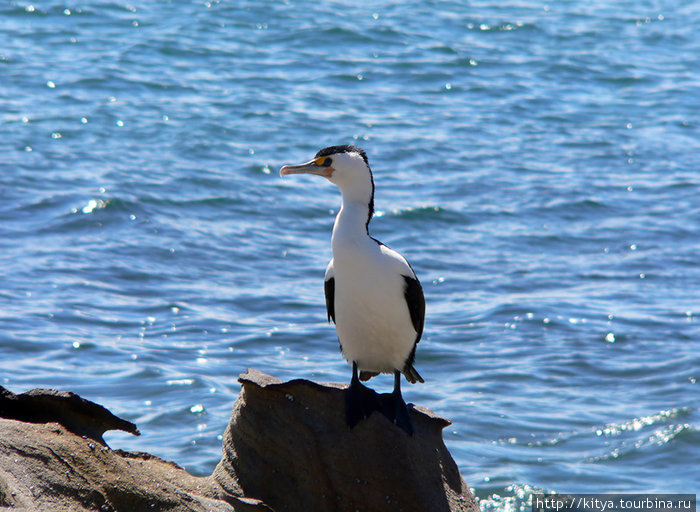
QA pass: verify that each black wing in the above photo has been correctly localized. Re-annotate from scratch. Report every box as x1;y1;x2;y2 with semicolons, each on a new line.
403;275;425;341
402;274;425;383
324;276;335;324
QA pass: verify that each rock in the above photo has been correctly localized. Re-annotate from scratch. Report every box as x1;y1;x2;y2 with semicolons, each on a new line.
0;418;268;512
0;371;479;512
0;385;139;445
0;385;270;512
214;369;479;512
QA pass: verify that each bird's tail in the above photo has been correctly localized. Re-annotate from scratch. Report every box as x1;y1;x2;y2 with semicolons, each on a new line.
402;364;424;384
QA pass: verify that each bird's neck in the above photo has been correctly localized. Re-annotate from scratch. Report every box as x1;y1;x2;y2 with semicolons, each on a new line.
331;196;373;254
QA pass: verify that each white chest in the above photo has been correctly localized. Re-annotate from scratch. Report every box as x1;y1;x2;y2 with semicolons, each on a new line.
330;238;416;373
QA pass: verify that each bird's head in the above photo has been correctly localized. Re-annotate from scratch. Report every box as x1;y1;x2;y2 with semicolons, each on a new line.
281;144;376;231
280;145;374;199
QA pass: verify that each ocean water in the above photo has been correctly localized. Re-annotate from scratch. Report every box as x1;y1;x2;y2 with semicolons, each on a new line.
1;0;698;508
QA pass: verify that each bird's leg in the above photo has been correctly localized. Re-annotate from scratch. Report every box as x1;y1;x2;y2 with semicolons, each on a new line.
345;361;378;428
391;370;414;436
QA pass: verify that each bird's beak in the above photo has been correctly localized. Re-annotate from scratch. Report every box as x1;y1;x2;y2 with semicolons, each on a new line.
280;158;334;179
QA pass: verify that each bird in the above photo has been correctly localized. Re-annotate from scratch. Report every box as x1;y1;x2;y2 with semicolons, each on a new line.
280;145;425;435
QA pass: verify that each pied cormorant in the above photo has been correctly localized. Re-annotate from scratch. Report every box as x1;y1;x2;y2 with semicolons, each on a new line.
281;145;425;435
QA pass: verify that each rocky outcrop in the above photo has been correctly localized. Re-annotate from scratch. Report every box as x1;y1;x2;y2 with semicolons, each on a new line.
0;370;479;512
0;386;139;444
215;369;478;512
0;387;268;512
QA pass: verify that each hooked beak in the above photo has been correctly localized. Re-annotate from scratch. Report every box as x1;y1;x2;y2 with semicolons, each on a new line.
280;158;334;179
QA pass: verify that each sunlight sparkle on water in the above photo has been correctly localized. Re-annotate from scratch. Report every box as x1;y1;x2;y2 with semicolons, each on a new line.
81;199;104;214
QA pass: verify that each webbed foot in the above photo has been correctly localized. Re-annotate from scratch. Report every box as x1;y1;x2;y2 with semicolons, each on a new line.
391;391;414;436
346;362;380;428
378;370;414;435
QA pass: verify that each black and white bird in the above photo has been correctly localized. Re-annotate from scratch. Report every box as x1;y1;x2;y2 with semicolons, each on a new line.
280;145;425;435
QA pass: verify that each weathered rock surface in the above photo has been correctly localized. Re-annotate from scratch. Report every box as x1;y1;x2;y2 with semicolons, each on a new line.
0;370;479;512
0;386;139;444
0;386;268;512
215;369;478;512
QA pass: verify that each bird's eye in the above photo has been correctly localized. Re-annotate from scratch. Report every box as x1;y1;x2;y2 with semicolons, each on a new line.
320;157;332;167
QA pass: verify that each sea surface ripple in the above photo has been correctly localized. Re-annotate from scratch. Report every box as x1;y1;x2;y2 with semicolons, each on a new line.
1;0;698;506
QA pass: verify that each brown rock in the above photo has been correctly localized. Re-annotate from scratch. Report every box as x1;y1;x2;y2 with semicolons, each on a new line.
0;418;267;512
0;371;479;512
0;385;138;445
214;369;479;512
0;385;269;512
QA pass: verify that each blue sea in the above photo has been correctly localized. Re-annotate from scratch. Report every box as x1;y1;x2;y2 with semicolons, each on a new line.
1;0;698;508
